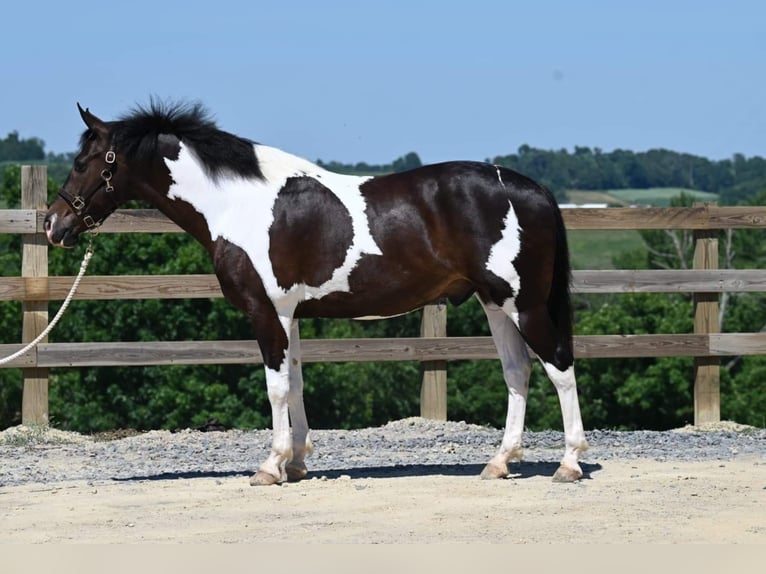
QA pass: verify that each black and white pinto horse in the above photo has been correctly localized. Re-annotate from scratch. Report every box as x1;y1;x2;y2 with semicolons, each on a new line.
45;102;588;485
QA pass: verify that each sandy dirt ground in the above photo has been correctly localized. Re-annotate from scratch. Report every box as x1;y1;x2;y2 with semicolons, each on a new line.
2;457;764;543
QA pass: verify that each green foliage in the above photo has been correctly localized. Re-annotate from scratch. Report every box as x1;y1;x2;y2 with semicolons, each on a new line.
317;151;422;175
0;131;45;162
573;293;695;429
492;145;765;204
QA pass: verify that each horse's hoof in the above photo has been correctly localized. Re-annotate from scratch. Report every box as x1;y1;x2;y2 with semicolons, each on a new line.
249;471;281;486
480;461;509;480
285;464;308;482
552;465;582;483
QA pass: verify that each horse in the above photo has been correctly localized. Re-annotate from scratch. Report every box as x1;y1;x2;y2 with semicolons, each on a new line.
45;101;588;485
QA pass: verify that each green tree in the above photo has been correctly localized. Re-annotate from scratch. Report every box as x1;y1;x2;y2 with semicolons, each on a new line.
0;132;46;162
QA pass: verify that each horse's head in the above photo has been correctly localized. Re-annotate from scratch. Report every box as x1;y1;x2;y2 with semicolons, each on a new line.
45;104;126;247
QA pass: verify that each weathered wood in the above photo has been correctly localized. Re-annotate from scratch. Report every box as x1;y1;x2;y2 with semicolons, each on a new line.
708;206;766;229
98;210;182;233
13;333;763;370
562;206;710;230
0;345;37;368
693;227;720;425
573;269;766;294
420;304;448;420
0;209;37;233
574;334;709;358
709;332;766;355
4;269;766;302
20;166;49;425
562;205;766;230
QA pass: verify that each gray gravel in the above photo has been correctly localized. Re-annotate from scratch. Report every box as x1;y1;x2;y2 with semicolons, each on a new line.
1;418;764;487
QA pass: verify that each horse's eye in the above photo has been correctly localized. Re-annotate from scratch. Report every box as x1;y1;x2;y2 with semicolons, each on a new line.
74;160;86;173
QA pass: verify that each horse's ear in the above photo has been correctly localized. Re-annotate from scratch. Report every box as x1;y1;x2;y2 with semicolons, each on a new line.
77;102;97;128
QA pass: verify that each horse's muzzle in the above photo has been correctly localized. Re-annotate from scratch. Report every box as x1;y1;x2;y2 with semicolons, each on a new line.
44;212;80;248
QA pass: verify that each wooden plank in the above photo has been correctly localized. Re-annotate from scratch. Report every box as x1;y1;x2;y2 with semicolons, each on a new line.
564;205;766;230
562;206;710;230
573;269;766;293
420;304;448;420
5;269;766;302
0;209;37;233
0;275;220;301
98;210;182;233
27;333;757;369
0;345;37;368
708;206;766;229
20;166;49;425
574;334;708;358
709;333;766;355
49;274;220;301
693;227;720;425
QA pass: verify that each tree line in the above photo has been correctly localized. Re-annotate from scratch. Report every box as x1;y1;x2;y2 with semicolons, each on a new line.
4;131;766;205
0;133;765;432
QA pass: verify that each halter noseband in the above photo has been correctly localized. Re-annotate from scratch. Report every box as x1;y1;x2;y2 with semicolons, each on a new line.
58;149;119;229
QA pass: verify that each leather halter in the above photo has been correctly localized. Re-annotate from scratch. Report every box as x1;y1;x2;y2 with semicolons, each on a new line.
58;149;119;229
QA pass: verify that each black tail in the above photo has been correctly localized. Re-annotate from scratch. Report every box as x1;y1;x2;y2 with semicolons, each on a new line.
548;202;574;355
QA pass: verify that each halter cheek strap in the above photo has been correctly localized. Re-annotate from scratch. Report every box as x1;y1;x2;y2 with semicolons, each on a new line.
58;149;119;229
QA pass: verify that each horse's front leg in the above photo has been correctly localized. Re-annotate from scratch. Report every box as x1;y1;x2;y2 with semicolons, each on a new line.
285;319;313;482
251;313;294;486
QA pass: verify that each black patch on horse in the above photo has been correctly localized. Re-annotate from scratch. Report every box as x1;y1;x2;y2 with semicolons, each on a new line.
103;100;263;181
269;176;354;289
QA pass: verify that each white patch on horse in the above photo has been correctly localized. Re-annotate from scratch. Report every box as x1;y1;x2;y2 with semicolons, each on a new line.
485;199;522;305
164;143;381;309
495;166;505;187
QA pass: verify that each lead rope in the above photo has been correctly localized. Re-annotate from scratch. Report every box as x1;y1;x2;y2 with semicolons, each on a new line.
0;235;94;366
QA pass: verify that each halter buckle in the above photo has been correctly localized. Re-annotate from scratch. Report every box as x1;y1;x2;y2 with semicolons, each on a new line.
71;195;85;212
82;214;97;228
105;150;116;164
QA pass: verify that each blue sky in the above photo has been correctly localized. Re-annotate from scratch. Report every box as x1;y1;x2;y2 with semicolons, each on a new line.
2;0;764;165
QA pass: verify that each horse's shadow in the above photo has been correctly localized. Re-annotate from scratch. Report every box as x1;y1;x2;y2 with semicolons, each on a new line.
112;461;603;483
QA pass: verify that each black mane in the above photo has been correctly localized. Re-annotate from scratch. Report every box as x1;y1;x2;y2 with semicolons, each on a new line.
99;100;262;180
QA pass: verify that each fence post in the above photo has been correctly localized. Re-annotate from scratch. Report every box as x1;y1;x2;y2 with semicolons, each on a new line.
21;165;50;426
693;204;720;425
420;303;447;420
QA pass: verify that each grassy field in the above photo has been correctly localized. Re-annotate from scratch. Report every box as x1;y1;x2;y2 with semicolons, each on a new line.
603;187;718;206
567;229;645;269
567;188;718;207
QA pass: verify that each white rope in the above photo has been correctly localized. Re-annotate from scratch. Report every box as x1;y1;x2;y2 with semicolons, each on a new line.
0;245;94;366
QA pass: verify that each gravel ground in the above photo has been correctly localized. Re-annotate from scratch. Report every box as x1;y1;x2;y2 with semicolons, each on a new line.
1;417;764;487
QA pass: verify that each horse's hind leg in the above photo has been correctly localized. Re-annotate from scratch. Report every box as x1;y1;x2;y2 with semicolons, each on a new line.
519;305;588;482
285;319;313;482
479;298;532;480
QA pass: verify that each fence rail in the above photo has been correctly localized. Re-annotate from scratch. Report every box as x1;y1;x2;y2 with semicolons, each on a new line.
2;166;766;426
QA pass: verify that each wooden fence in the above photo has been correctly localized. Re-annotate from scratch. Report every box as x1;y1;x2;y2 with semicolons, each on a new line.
2;165;766;426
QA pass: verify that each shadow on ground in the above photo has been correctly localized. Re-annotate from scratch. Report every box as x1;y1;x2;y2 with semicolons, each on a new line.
112;461;602;483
